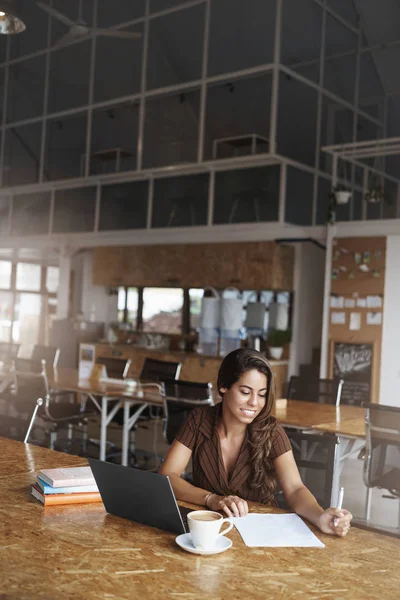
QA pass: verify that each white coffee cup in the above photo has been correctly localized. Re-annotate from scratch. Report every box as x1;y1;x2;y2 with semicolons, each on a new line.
125;379;137;392
187;510;233;550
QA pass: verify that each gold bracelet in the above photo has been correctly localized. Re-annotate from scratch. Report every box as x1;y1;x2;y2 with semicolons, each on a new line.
205;493;214;508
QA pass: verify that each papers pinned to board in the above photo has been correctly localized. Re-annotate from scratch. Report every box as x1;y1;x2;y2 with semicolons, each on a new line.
232;513;325;548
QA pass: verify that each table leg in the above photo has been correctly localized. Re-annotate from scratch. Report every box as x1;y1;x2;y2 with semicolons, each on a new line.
365;487;372;521
330;439;341;507
122;401;131;467
100;397;108;461
330;438;365;507
121;401;149;467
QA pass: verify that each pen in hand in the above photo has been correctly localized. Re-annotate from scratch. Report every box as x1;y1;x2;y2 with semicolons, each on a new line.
334;486;344;527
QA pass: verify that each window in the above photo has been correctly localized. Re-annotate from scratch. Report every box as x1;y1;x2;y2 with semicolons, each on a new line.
0;261;12;289
16;263;41;292
213;165;279;224
127;288;139;325
118;287;127;323
12;192;51;236
12;292;42;346
152;174;208;228
53;187;96;233
0;290;12;342
142;288;183;333
277;291;290;304
117;287;139;326
46;267;59;294
99;181;147;231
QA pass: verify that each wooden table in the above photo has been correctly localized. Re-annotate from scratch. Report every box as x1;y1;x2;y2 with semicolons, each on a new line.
273;399;365;437
273;400;366;505
313;418;366;439
0;438;398;600
49;368;164;463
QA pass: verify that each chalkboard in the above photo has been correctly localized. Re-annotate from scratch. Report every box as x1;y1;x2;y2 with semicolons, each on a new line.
333;342;373;406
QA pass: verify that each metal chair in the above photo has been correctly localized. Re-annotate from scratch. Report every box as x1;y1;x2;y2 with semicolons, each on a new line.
95;356;131;379
31;345;60;368
0;342;20;365
8;359;93;452
163;379;214;445
140;358;182;382
287;375;344;406
112;356;182;424
139;357;182;420
14;357;44;374
364;403;400;524
276;429;339;510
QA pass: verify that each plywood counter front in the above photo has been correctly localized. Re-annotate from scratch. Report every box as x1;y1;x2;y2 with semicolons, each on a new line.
1;438;399;600
93;343;289;396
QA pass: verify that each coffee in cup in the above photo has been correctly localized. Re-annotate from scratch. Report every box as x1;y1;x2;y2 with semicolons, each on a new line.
187;510;233;550
190;513;220;522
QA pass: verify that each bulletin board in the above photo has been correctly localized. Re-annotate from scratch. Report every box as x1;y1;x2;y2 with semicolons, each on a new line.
328;237;386;403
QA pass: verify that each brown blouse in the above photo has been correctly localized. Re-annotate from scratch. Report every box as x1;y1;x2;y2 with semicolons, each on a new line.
175;403;291;504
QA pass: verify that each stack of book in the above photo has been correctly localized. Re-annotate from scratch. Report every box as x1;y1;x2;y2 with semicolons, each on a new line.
31;466;102;506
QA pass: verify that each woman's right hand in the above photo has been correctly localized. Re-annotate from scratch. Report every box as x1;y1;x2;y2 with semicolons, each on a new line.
208;494;248;517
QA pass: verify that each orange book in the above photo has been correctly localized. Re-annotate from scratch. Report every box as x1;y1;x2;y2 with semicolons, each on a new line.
31;484;102;506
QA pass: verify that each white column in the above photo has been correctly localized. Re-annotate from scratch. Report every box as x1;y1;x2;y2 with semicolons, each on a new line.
56;250;72;319
288;244;302;378
269;0;282;154
380;236;400;406
320;224;336;379
290;242;325;378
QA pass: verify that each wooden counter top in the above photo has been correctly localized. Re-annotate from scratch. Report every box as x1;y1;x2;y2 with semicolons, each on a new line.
0;438;398;599
96;342;289;365
93;343;289;397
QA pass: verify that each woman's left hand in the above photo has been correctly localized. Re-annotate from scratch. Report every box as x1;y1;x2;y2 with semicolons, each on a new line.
318;507;353;536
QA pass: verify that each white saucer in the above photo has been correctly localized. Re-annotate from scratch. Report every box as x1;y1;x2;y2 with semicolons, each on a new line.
175;533;232;556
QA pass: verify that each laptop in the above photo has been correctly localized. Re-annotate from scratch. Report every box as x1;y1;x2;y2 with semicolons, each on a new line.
88;458;190;534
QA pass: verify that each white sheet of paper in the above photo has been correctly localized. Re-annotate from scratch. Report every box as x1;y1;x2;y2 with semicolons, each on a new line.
344;298;355;308
366;295;382;309
349;312;361;331
330;296;344;308
79;343;95;379
331;311;346;325
356;298;367;308
232;514;325;548
366;311;382;325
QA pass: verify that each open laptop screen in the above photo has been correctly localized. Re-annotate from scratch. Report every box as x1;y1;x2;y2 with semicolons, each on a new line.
88;458;188;535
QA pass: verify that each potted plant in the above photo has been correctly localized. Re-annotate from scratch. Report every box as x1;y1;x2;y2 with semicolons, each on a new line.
267;329;291;360
327;184;352;224
365;176;385;204
331;184;352;206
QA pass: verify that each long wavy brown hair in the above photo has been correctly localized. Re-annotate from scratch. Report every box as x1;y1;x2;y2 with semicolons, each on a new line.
217;348;277;503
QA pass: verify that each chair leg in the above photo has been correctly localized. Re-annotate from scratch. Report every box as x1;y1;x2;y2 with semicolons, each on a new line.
398;497;400;530
49;430;57;450
365;487;372;521
129;429;136;456
24;398;43;443
81;420;88;455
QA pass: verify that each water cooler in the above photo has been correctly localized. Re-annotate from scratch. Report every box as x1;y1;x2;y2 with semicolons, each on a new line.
198;287;220;356
219;287;243;357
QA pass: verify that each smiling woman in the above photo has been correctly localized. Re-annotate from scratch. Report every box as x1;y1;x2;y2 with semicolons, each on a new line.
160;348;353;537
